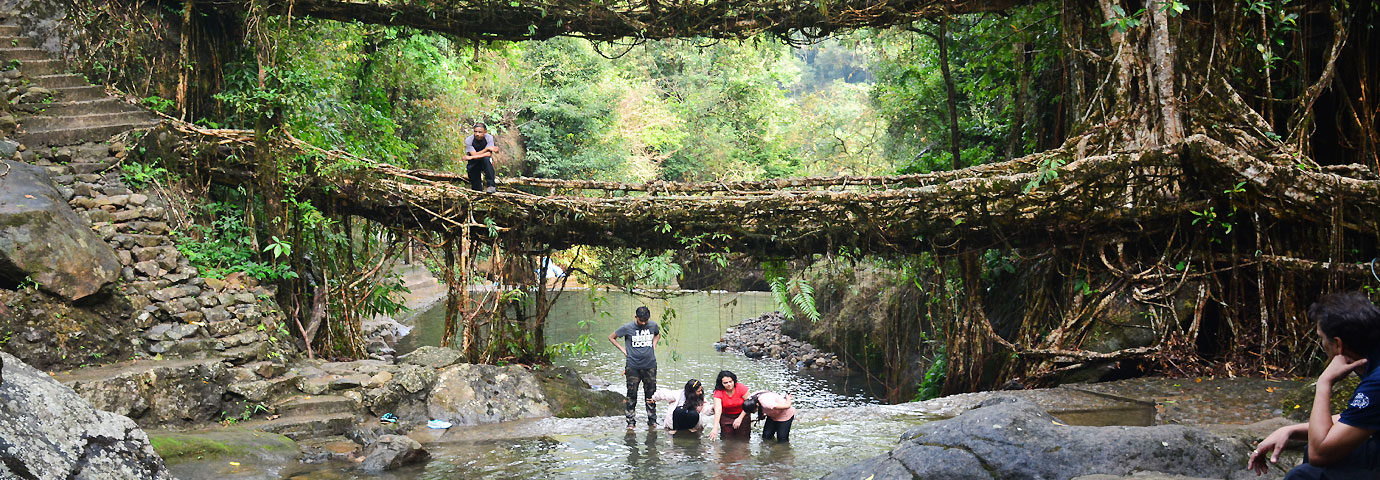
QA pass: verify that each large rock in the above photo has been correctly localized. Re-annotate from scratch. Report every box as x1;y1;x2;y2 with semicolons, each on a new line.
62;359;230;426
399;346;463;368
0;352;174;479
534;366;625;418
426;363;551;426
825;397;1258;480
0;160;121;301
358;434;428;472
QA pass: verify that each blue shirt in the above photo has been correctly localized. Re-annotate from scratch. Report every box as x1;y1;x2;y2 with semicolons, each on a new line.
1338;350;1380;434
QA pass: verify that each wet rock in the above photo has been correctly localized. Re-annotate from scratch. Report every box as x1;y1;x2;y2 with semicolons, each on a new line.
825;397;1255;480
358;434;428;472
534;366;625;418
0;353;174;479
0;160;121;301
399;346;463;368
426;363;551;426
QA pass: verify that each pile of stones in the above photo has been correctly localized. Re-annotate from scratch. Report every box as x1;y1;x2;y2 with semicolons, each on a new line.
29;142;287;363
719;312;845;370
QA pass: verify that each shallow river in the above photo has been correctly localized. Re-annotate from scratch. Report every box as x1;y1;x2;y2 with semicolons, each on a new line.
203;290;920;479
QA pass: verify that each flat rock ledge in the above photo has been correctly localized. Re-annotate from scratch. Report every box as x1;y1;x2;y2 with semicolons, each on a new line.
826;397;1268;480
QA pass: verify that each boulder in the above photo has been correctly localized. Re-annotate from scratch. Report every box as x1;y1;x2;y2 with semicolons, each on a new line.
0;160;121;301
425;363;551;426
0;353;174;479
358;434;428;472
399;346;463;368
825;397;1257;480
63;359;229;426
534;366;625;418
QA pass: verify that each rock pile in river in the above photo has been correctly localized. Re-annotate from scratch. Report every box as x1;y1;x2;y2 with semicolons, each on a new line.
720;312;844;369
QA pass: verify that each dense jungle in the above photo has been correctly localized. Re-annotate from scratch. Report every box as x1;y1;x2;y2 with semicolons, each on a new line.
0;0;1379;477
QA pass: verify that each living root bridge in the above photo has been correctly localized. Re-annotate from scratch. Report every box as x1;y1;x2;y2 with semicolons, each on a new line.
152;123;1380;259
203;0;1025;42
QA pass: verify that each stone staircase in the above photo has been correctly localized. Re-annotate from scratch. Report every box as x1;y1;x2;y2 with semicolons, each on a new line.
0;21;160;147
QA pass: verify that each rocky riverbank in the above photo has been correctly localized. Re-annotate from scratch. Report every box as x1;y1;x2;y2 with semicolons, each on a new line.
719;312;844;369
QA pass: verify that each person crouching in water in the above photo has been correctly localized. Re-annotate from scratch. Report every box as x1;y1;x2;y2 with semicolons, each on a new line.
652;379;714;434
1248;291;1380;478
710;370;750;440
742;390;796;443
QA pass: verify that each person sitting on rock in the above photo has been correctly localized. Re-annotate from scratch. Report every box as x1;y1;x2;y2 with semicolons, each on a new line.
652;379;714;434
742;389;796;443
1249;291;1380;478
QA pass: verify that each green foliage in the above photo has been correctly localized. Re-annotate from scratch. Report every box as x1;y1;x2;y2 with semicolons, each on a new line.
119;160;171;189
1101;5;1145;33
173;198;297;281
140;95;175;114
764;260;821;322
915;347;946;401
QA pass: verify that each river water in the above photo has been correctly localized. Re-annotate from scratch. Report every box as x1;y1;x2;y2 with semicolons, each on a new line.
168;289;1290;480
261;290;918;479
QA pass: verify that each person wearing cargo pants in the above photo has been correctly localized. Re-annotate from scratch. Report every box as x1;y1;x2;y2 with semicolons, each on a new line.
609;306;660;429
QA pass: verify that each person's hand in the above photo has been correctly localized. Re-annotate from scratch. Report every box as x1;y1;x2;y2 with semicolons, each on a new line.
1248;426;1293;475
732;417;742;429
708;426;719;439
1320;354;1368;385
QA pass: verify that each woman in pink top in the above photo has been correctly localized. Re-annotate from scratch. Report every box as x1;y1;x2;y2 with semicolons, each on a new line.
743;390;796;443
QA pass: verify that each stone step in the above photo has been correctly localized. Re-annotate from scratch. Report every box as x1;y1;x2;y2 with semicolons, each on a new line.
0;35;36;48
54;85;106;101
17;119;159;146
30;73;85;88
11;58;64;75
41;97;143;117
273;395;356;418
0;46;44;61
22;111;154;131
0;25;19;36
238;413;358;441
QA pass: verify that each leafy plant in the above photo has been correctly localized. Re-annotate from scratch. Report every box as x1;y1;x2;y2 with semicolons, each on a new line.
120;161;171;189
140;95;175;114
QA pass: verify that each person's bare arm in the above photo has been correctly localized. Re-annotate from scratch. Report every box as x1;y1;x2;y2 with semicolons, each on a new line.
1306;355;1373;466
608;331;626;356
710;397;723;438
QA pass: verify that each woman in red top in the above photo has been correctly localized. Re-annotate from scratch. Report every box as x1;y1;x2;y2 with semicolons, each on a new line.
709;370;750;439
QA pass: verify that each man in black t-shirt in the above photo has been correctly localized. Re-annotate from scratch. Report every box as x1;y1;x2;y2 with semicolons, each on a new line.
1249;292;1380;479
609;306;660;429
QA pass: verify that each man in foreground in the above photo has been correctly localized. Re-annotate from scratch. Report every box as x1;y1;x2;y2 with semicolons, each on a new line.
1249;291;1380;478
609;306;660;429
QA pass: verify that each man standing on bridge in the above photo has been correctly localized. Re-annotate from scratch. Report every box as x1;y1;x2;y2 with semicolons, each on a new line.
463;123;500;193
610;306;660;429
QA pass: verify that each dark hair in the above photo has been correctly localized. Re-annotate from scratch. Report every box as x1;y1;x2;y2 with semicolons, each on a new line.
742;392;762;420
1311;292;1380;355
473;123;488;131
714;370;738;392
683;379;704;411
635;306;651;320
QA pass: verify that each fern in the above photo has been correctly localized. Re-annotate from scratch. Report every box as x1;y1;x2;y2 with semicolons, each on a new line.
790;278;821;322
